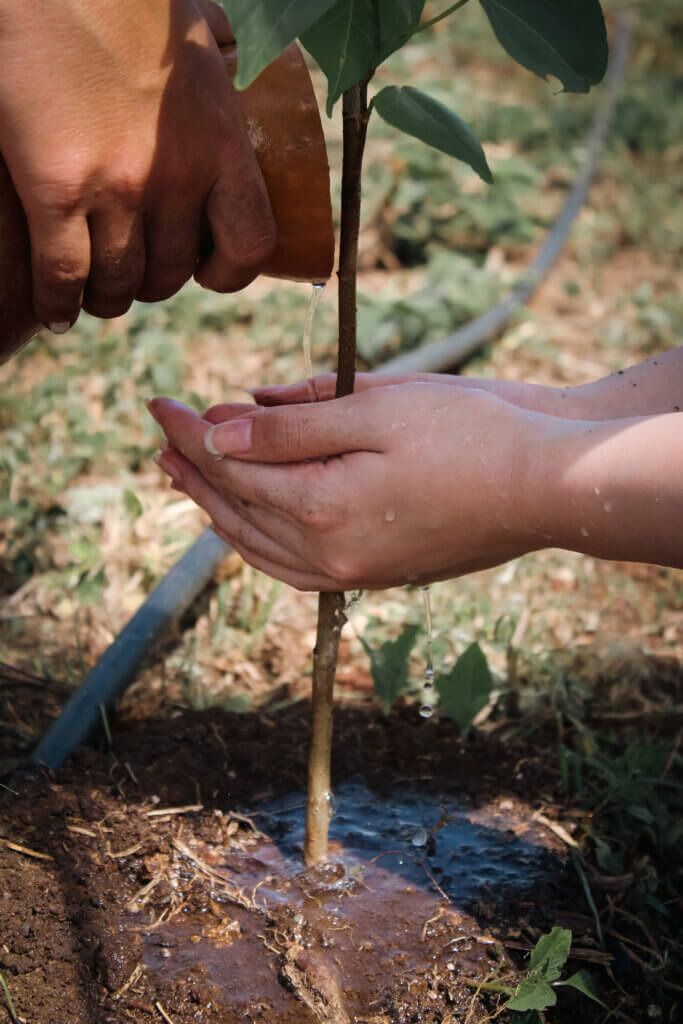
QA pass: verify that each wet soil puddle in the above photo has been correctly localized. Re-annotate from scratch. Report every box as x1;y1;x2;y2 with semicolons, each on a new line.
142;781;563;1019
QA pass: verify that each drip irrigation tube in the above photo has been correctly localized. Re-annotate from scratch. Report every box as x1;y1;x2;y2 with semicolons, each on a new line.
29;12;631;775
382;11;631;375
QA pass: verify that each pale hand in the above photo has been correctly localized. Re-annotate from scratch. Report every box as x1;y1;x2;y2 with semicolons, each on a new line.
0;0;275;331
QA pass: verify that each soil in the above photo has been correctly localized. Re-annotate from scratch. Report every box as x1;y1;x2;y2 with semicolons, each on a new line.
0;705;612;1024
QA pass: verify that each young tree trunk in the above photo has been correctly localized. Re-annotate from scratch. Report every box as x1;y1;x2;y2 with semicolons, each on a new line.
303;80;370;867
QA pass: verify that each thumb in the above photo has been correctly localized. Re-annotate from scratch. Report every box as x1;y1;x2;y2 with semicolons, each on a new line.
204;393;386;463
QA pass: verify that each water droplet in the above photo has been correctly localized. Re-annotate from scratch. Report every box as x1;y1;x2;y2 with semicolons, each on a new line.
411;828;429;847
603;501;612;512
580;527;590;537
384;508;396;523
594;486;601;496
419;704;434;719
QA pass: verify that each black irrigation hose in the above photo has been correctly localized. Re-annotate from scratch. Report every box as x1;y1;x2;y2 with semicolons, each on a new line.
29;529;227;772
382;10;632;375
29;12;631;775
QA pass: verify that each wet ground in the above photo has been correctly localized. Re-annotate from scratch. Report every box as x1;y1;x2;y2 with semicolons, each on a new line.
0;706;608;1024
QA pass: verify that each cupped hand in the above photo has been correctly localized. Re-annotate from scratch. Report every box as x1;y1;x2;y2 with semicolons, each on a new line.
147;383;557;591
0;0;275;331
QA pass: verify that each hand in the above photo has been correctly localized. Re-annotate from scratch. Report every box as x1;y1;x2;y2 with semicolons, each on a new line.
0;0;275;331
147;384;552;590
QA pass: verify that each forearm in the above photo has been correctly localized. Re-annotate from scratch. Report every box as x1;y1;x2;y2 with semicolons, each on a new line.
458;348;683;421
525;411;683;568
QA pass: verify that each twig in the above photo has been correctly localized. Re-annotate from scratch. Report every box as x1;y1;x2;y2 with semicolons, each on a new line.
112;963;144;1001
155;1002;176;1024
0;837;53;861
172;838;265;914
146;804;203;818
532;811;579;849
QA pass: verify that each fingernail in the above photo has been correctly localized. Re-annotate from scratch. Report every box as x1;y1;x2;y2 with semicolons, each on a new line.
48;321;71;335
205;419;252;456
146;399;160;421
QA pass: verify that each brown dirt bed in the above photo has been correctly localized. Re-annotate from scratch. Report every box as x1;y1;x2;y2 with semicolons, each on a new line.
0;705;613;1024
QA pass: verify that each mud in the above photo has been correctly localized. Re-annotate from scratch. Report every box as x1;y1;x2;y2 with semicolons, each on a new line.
0;706;604;1023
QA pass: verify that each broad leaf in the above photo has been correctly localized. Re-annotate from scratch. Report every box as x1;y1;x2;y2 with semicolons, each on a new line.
507;978;557;1012
479;0;608;93
529;926;572;982
302;0;426;115
373;87;493;183
558;970;607;1008
360;625;420;715
435;641;494;733
222;0;337;89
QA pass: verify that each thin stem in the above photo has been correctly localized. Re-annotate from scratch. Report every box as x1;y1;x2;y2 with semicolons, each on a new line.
303;79;371;867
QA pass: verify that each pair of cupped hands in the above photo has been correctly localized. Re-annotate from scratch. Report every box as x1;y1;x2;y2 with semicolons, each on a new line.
146;371;616;591
149;352;683;588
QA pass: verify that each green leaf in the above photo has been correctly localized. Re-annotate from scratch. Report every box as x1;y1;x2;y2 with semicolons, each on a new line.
373;87;493;183
302;1;426;115
479;0;608;93
507;978;557;1012
222;0;337;89
557;970;607;1008
529;926;572;982
360;624;420;715
435;642;494;734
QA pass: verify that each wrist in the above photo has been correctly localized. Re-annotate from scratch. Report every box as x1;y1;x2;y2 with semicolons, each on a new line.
524;412;683;567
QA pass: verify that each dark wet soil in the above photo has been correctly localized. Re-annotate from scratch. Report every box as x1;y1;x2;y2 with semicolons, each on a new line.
1;706;609;1023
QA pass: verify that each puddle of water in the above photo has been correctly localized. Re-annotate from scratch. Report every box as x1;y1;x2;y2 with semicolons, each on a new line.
142;781;561;1017
255;780;557;901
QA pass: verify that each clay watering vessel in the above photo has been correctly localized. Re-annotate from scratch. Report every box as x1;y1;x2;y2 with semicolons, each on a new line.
0;43;334;364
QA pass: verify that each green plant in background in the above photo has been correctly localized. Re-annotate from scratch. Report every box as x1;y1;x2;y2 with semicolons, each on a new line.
436;640;493;734
223;0;608;864
506;927;605;1017
359;623;419;714
467;927;605;1019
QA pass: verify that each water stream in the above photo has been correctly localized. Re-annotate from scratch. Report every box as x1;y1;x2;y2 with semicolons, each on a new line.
419;585;436;718
302;281;326;380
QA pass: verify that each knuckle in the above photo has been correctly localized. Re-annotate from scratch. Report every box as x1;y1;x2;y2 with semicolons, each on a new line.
316;544;358;586
36;252;87;291
299;492;340;535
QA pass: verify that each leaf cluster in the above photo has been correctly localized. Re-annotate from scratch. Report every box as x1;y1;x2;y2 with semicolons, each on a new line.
222;0;608;182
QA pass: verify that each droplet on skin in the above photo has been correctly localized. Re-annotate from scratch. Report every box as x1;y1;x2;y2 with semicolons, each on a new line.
384;508;396;523
594;487;601;496
603;502;612;512
581;527;590;537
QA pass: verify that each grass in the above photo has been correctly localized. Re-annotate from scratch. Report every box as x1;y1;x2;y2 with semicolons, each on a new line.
0;2;681;1018
0;972;19;1024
